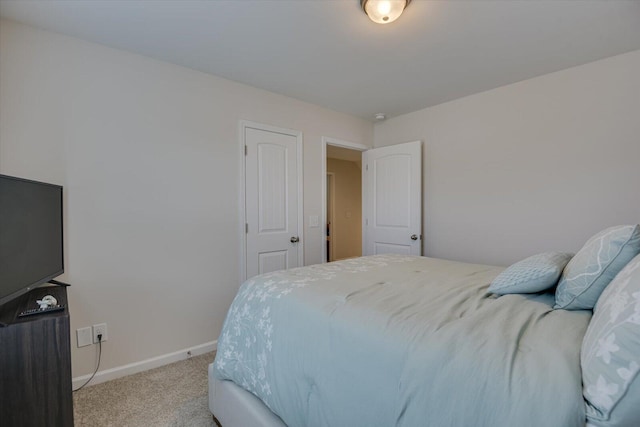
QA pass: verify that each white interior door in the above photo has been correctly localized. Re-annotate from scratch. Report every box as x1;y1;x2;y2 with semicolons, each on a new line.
245;125;302;279
363;141;422;256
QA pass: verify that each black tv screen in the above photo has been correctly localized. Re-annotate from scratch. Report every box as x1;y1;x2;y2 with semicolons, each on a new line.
0;174;63;307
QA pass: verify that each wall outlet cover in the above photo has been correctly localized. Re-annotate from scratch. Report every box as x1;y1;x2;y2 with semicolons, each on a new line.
77;327;92;348
93;323;108;344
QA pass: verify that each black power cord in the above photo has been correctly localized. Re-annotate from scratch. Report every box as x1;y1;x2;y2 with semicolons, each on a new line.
73;333;102;392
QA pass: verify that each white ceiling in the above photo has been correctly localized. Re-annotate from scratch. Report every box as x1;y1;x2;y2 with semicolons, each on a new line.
2;0;640;121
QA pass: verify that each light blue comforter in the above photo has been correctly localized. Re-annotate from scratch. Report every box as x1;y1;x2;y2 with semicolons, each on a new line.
214;255;591;426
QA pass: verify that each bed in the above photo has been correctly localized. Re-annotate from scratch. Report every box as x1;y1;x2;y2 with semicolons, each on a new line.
209;254;595;426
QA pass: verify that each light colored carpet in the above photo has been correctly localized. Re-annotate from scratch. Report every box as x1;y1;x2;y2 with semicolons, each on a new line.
73;352;216;427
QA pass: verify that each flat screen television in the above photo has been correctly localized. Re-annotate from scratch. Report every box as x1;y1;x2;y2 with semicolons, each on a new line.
0;174;63;307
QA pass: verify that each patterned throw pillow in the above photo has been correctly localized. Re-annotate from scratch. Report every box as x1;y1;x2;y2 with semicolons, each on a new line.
581;254;640;427
488;252;573;295
554;225;640;310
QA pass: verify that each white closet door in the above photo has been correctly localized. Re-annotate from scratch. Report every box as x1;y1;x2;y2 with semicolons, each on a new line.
245;126;301;279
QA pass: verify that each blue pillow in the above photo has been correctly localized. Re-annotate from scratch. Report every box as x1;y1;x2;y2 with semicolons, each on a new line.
581;254;640;427
488;252;573;295
554;225;640;310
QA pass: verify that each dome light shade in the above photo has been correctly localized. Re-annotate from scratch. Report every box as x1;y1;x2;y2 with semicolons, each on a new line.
361;0;411;24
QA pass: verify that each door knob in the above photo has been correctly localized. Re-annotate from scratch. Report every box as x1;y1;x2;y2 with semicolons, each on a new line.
290;236;300;243
410;234;418;241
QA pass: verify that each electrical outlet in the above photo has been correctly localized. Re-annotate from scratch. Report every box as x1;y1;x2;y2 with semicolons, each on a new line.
92;323;107;344
76;327;92;348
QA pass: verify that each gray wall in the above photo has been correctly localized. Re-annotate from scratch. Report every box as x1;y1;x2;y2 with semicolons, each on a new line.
0;19;372;379
375;49;640;266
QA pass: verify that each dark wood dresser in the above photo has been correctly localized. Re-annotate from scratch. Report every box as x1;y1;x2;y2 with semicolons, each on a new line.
0;286;74;427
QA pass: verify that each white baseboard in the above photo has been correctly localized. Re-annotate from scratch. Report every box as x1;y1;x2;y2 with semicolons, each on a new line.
72;340;217;389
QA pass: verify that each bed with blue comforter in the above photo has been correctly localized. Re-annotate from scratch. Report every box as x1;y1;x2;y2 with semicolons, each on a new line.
213;254;592;426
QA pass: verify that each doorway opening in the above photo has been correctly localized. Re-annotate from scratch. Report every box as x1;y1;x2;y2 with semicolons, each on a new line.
321;138;368;263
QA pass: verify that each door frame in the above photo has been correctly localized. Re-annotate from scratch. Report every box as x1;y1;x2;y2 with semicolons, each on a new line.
326;172;335;262
239;120;304;283
321;136;368;263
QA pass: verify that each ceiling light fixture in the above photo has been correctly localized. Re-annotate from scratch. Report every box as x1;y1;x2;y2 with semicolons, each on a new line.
361;0;411;24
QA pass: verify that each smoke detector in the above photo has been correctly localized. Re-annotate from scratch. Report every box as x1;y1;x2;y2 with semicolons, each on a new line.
374;113;386;121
